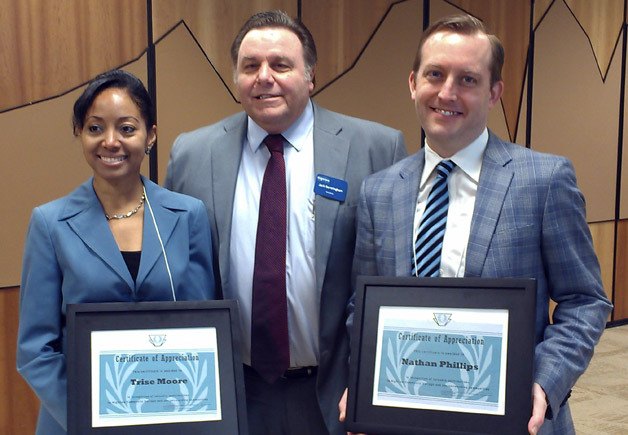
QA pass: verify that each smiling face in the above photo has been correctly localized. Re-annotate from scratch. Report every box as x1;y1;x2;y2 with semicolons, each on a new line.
235;27;314;134
80;87;156;185
410;31;503;157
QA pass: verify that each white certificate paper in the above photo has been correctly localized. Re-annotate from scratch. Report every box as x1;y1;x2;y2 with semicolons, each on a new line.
373;307;508;415
91;327;221;427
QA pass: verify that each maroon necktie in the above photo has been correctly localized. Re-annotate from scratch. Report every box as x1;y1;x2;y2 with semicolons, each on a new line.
250;134;289;383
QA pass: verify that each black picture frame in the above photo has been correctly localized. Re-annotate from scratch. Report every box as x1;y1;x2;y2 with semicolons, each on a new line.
67;300;248;435
346;276;536;435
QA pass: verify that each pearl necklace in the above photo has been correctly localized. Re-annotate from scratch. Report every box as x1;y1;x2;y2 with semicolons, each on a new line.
105;193;146;220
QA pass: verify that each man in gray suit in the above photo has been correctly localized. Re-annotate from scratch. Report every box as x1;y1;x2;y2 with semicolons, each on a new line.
165;10;406;435
349;14;612;435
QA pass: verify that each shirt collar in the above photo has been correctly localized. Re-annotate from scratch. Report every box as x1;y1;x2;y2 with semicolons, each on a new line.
246;100;314;153
421;128;488;188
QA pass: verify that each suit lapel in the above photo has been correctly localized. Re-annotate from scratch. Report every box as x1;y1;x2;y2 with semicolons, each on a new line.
465;134;514;277
393;152;424;276
136;180;179;289
312;105;350;291
64;180;134;289
212;114;247;293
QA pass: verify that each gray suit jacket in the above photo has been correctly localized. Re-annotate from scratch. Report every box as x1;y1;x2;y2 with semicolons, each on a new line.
354;131;612;434
164;102;407;433
17;177;216;435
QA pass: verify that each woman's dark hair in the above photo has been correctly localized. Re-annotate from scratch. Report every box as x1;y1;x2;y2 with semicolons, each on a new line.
72;69;155;136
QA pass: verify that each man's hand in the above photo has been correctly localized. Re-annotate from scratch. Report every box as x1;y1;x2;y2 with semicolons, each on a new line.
528;383;547;435
338;388;366;435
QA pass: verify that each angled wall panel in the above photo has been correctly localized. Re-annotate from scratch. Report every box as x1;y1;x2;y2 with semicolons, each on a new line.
0;0;147;112
531;0;618;223
313;0;422;151
154;24;241;184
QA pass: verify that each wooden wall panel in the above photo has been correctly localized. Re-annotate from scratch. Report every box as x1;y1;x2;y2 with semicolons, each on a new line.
1;0;626;324
151;0;296;101
0;287;38;435
590;221;616;314
622;30;628;220
313;0;422;150
534;0;554;26
302;0;402;92
314;0;511;152
0;89;90;287
531;0;618;223
515;72;529;146
564;0;623;78
154;24;241;184
0;0;147;112
614;221;628;321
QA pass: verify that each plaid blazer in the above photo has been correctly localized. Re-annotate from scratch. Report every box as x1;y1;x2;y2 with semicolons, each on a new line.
354;131;612;434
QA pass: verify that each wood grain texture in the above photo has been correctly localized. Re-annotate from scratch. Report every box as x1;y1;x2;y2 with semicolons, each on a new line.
0;287;38;435
154;24;242;184
313;0;424;150
151;0;296;101
0;0;147;112
590;221;615;320
565;0;624;79
302;0;401;92
624;39;628;220
531;0;619;223
534;0;555;26
614;221;628;321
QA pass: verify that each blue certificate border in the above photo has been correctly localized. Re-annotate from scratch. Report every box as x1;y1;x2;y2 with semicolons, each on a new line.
346;277;536;435
67;300;249;435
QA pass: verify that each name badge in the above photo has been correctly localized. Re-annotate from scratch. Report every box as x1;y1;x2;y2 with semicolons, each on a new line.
314;174;348;202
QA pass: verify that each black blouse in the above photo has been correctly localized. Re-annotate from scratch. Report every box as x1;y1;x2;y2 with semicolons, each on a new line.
121;251;141;282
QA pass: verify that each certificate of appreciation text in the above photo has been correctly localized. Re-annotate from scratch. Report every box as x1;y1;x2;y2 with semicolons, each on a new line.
373;306;508;415
90;327;221;427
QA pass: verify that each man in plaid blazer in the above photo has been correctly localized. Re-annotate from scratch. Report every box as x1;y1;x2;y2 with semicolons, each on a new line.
350;13;612;435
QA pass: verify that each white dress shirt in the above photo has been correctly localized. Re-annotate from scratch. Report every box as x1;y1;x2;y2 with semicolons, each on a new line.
229;101;318;367
413;129;488;277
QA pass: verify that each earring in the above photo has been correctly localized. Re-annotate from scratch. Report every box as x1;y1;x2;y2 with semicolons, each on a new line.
145;147;152;155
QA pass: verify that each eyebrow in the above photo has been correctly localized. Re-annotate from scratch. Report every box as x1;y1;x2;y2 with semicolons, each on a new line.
240;54;292;64
85;115;141;123
240;56;259;63
423;64;482;76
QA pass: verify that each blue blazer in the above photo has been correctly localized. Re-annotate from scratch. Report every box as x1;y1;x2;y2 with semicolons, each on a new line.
165;102;407;434
17;176;216;435
354;131;612;434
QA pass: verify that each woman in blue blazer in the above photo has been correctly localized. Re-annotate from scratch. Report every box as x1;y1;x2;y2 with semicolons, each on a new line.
16;70;216;435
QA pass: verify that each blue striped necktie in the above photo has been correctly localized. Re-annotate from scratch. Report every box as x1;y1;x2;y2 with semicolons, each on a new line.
412;160;456;277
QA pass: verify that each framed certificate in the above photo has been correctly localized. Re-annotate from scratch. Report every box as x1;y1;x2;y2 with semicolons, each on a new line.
67;300;248;435
346;276;536;435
